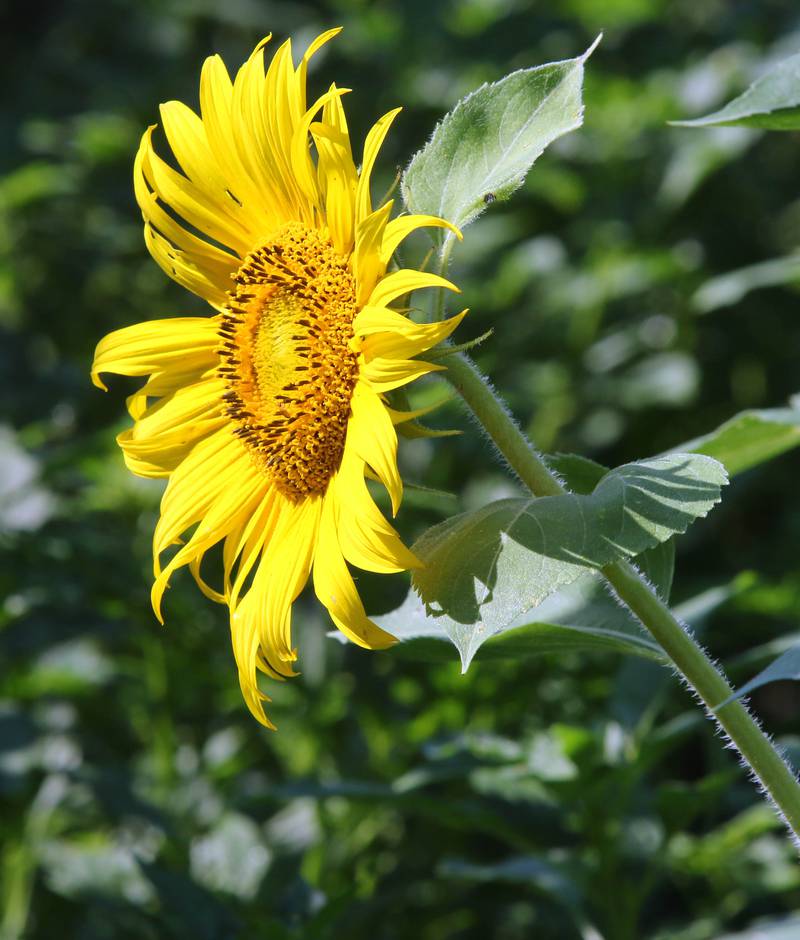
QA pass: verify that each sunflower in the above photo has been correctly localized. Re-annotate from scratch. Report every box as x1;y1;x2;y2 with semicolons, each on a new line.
91;29;465;727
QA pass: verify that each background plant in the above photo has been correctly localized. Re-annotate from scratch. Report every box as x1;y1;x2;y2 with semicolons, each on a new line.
3;2;800;939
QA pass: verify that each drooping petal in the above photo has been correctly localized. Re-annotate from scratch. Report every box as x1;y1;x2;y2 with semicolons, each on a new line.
367;269;458;309
379;214;462;265
313;494;397;650
231;495;323;725
92;317;220;390
151;429;266;621
347;382;403;515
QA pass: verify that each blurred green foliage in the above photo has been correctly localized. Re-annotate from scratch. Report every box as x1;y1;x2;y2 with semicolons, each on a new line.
3;1;800;938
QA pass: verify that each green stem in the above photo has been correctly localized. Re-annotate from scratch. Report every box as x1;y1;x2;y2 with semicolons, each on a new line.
603;560;800;836
442;348;800;840
444;351;563;498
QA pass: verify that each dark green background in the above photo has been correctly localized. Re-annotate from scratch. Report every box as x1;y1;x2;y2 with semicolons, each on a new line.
3;1;800;937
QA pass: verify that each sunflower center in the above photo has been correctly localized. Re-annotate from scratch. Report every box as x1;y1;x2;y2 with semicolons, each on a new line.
217;223;359;499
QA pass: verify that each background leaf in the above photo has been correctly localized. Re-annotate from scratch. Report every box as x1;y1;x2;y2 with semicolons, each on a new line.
672;50;800;129
692;255;800;314
401;37;599;248
674;401;800;476
719;645;800;709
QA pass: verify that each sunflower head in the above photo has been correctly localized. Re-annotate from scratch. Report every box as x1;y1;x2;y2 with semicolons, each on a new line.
91;29;465;727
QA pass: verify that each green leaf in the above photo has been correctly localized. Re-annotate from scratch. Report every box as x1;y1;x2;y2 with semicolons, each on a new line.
408;454;726;666
718;645;800;709
438;854;581;908
547;452;676;600
692;254;800;314
675;402;800;476
671;51;800;130
638;538;675;602
401;36;600;250
545;452;608;494
373;572;665;670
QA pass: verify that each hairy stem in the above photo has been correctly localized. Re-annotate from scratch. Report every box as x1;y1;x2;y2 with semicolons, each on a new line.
442;347;800;840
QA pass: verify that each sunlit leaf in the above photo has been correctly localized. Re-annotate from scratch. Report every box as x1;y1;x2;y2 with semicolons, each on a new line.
401;37;600;251
407;455;725;667
671;51;800;130
548;451;676;601
373;572;665;670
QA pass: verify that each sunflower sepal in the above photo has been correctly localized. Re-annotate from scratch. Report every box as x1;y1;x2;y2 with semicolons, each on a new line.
425;327;494;362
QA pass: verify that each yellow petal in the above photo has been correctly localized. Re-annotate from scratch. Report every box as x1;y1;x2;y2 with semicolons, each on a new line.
367;269;458;309
361;309;468;361
134;127;240;303
332;450;420;573
353;201;393;305
290;86;351;207
151;430;264;620
118;377;226;477
347;382;402;515
355;108;401;224
311;92;358;253
379;214;461;265
117;416;224;479
227;492;283;611
143;225;231;310
313;495;397;650
125;364;216;420
231;495;323;725
362;357;445;393
141;127;252;255
92;317;220;390
384;399;448;426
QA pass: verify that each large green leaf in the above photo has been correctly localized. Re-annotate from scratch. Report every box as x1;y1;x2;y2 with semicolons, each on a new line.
545;453;675;601
671;51;800;130
374;572;665;670
674;401;800;476
546;451;676;602
408;454;726;664
370;556;741;672
401;37;599;251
